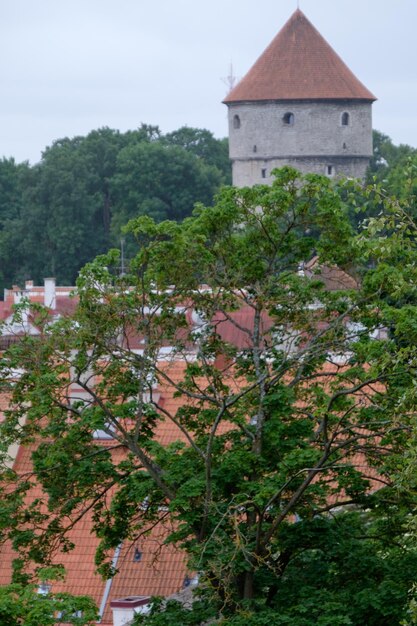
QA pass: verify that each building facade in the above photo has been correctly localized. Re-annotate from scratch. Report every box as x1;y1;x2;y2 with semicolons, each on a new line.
224;10;376;186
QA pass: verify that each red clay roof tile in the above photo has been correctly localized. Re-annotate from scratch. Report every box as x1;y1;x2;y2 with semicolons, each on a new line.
224;9;376;103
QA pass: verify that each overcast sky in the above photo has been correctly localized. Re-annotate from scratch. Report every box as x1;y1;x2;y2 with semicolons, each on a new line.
1;0;416;164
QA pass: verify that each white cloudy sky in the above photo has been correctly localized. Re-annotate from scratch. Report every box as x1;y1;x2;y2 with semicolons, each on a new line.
1;0;416;163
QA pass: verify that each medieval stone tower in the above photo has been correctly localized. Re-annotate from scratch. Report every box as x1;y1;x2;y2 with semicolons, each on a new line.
224;9;376;186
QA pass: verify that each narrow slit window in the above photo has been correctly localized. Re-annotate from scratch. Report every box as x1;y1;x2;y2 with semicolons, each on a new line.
341;112;350;126
261;168;267;178
326;165;334;176
233;114;241;129
283;112;294;125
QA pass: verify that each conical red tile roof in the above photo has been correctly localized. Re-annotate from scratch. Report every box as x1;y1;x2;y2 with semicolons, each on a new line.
224;10;376;103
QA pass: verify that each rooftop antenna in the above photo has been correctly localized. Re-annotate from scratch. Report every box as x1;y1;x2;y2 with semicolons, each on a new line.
222;62;238;94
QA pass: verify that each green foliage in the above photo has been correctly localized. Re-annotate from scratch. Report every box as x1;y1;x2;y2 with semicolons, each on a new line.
367;130;416;184
0;568;98;625
0;157;32;292
162;126;231;184
2;169;417;624
111;140;223;234
132;597;216;626
0;125;230;291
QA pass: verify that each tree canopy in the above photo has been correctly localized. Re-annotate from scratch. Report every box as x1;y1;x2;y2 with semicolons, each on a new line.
367;130;416;184
2;168;417;624
0;125;415;297
0;125;231;293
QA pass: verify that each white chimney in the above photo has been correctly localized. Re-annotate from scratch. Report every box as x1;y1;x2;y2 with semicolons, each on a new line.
110;596;151;626
13;290;23;306
44;277;56;310
13;290;29;327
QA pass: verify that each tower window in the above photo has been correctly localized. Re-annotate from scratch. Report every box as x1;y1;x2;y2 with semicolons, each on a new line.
326;165;335;177
253;145;257;153
261;168;267;178
283;112;295;125
341;112;350;126
233;115;241;129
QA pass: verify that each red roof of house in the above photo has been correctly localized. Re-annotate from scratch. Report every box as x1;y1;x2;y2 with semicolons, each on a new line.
0;361;199;624
224;9;376;103
213;305;274;349
304;256;358;291
0;278;364;622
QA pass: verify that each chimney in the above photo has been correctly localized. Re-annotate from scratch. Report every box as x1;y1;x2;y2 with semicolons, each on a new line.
13;290;29;327
44;277;56;310
110;596;151;626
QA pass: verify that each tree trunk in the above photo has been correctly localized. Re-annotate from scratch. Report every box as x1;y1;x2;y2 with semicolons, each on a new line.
243;569;255;601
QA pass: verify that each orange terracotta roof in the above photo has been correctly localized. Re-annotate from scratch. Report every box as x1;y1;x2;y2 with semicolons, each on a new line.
100;533;187;624
0;439;187;625
213;306;274;350
0;286;379;622
0;360;195;623
224;9;376;103
304;256;358;291
0;355;387;624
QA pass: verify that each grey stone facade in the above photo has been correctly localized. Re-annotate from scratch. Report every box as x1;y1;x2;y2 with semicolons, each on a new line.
227;100;373;186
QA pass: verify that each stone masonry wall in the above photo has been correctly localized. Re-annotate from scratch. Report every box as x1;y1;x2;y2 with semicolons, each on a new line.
232;156;370;187
227;100;373;185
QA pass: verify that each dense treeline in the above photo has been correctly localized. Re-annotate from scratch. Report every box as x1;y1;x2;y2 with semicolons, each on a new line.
0;127;415;295
367;130;417;185
0;125;231;293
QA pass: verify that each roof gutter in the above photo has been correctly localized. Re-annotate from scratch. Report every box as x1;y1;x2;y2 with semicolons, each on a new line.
98;544;122;622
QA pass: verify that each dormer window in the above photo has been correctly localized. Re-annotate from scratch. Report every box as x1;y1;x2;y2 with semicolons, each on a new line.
233;115;241;129
38;583;51;596
341;112;350;126
283;112;295;125
133;547;143;562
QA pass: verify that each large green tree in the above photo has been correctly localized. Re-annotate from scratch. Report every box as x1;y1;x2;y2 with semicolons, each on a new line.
0;125;230;291
162;126;231;185
0;158;32;292
1;169;417;624
13;127;140;284
367;130;416;184
110;139;224;233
